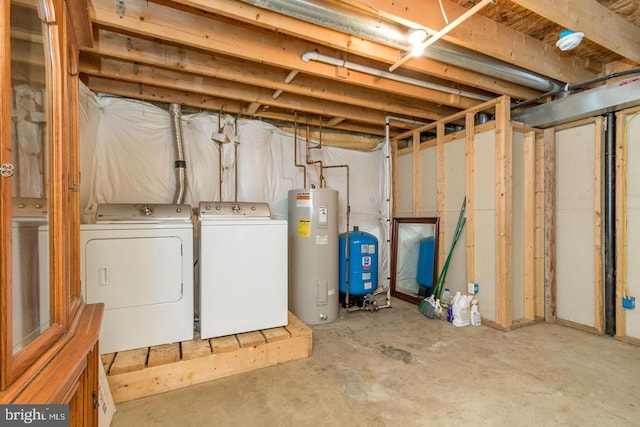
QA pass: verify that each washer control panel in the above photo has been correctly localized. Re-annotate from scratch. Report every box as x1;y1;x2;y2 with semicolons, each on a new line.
199;201;271;219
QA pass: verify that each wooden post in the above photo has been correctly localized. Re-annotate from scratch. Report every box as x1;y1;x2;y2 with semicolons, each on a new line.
615;112;626;337
413;131;421;215
495;96;513;329
437;122;446;271
523;130;536;320
594;117;604;333
535;134;545;318
544;127;556;323
465;113;475;283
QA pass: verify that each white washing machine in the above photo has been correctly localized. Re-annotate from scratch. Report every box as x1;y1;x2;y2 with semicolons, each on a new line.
199;201;287;339
81;203;194;354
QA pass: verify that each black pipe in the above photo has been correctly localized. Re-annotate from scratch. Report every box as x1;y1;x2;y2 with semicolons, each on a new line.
604;112;616;336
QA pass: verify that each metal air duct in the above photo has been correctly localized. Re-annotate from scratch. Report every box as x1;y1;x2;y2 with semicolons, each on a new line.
239;0;564;92
512;76;640;128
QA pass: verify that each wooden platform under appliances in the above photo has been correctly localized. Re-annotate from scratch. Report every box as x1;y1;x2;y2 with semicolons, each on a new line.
101;312;312;403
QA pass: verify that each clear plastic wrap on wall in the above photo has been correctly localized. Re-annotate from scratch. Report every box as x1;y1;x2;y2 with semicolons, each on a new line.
78;84;389;288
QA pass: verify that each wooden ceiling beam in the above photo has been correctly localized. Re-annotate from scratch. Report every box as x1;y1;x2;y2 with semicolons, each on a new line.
326;117;345;127
246;102;261;116
79;52;447;123
82;31;461;118
85;76;244;111
80;56;407;127
510;0;640;65
257;111;389;137
90;0;538;100
334;0;597;81
85;76;390;136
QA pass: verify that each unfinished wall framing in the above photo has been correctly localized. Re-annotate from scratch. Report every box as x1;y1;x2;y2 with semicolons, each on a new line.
391;96;543;330
616;106;640;345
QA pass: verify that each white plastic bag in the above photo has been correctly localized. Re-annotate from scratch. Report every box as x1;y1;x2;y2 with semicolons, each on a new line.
452;292;473;327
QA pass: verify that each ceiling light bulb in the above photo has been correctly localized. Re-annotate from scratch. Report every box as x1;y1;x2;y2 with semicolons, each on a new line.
556;29;584;51
408;28;427;45
411;44;425;57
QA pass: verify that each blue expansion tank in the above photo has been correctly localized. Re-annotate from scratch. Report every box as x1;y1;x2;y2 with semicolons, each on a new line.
339;226;378;296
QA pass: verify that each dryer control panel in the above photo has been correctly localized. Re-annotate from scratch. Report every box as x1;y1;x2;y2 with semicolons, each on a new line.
199;201;271;219
12;197;48;217
96;203;192;223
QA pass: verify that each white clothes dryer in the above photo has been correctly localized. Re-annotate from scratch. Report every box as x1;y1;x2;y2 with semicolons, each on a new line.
198;201;287;339
11;198;50;354
81;203;194;354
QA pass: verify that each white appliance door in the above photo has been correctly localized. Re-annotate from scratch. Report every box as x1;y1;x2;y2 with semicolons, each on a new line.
85;236;184;308
200;220;287;338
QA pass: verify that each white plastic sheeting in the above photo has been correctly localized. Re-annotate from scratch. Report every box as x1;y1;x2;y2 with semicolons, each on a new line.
79;85;390;290
12;85;45;198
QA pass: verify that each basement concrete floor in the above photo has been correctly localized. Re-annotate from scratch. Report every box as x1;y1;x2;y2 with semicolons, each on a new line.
111;298;640;427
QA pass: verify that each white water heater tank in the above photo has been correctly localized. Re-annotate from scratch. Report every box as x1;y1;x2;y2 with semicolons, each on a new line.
288;188;339;324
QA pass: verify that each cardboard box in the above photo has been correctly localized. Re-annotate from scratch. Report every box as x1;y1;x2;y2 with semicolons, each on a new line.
98;362;116;426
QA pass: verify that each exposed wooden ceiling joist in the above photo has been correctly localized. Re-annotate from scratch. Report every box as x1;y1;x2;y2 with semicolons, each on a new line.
510;0;640;65
80;55;404;127
82;31;463;119
90;0;538;101
78;0;640;140
336;0;598;82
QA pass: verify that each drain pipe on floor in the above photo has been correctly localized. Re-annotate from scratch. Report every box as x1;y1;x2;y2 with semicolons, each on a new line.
169;103;187;204
604;112;616;336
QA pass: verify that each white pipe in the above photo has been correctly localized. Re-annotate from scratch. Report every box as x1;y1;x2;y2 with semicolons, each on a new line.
301;51;491;102
285;70;299;84
375;116;393;310
272;89;283;99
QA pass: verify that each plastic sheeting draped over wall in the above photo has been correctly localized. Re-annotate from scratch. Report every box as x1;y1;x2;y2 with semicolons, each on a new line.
78;84;390;289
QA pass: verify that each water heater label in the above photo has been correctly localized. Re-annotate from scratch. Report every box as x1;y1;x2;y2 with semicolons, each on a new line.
369;245;376;253
318;204;328;226
296;192;311;207
298;219;311;237
361;244;369;253
316;234;328;245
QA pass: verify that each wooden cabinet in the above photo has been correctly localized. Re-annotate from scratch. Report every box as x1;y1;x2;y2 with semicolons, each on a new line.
0;0;103;424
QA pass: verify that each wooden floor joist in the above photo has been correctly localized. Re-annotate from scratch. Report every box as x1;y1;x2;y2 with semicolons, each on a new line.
102;312;312;403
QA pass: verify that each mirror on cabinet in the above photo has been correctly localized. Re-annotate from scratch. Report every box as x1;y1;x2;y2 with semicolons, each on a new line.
10;0;51;354
390;217;439;305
